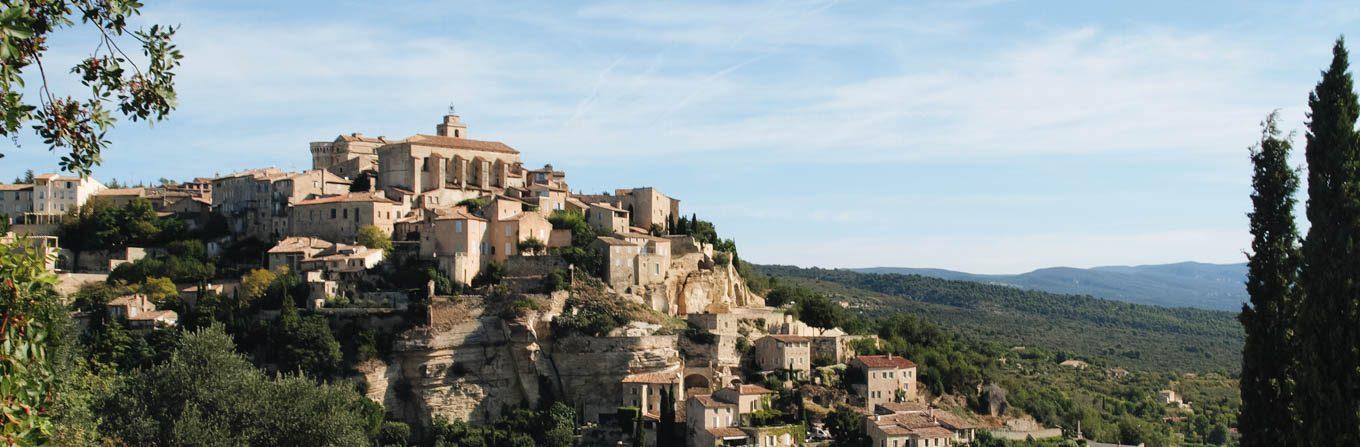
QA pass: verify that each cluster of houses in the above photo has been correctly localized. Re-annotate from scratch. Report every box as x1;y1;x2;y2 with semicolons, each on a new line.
1;112;986;446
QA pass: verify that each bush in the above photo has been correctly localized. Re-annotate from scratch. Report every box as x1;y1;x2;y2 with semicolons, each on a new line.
356;225;392;251
518;237;546;255
471;262;504;288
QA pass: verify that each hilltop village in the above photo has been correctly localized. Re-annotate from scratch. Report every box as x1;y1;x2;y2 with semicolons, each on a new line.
2;113;1006;447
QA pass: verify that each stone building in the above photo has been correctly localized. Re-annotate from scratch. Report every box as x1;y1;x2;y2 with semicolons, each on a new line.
849;354;919;407
0;173;105;226
612;187;681;231
376;114;526;199
211;168;349;241
755;335;812;378
621;369;685;422
289;192;404;243
310;133;394;179
586;201;630;235
106;294;178;329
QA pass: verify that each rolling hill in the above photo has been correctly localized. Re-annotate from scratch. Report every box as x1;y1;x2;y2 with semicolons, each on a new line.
854;262;1247;311
754;264;1244;372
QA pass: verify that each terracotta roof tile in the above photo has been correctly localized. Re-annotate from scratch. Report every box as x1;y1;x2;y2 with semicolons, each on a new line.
854;355;917;369
405;134;520;154
295;192;397;206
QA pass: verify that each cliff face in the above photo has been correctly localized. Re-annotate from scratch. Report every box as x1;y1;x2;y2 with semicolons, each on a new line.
370;307;537;425
550;335;683;421
363;255;764;428
639;253;764;315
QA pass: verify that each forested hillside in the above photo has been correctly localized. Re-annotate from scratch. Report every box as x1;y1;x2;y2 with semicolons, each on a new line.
756;264;1243;373
856;262;1248;311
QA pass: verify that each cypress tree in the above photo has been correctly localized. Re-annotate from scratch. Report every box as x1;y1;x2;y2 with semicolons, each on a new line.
1297;37;1360;445
1239;111;1300;447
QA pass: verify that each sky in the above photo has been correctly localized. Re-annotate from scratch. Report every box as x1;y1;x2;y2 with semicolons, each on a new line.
2;0;1358;273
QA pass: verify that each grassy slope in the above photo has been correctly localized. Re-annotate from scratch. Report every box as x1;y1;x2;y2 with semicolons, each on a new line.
755;265;1243;373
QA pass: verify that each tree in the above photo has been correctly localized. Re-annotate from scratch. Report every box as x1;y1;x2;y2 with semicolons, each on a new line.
1296;37;1360;445
98;325;373;446
825;406;869;447
0;237;61;445
0;2;182;175
356;225;392;252
272;304;342;378
241;268;278;307
657;386;677;447
1238;111;1301;447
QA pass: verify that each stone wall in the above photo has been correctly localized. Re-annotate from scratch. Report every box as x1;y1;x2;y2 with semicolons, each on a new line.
549;334;682;422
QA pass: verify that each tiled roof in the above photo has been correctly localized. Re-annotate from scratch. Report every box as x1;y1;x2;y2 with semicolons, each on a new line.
130;309;178;321
876;401;929;415
338;133;393;144
764;334;811;343
0;184;33;191
596;236;636;247
854;355;917;369
295;192;397;206
268;236;333;253
707;427;747;439
930;411;980;430
622;371;681;384
691;395;734;408
735;384;773;395
433;207;486;222
406;134;520;154
95;187;146;197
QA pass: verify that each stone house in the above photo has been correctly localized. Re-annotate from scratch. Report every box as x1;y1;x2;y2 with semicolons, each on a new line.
427;208;489;285
595;236;639;290
289;192;404;243
487;211;552;262
586;200;630;235
309;133;393;179
211;168;349;241
865;411;957;447
106;294;178;329
712;384;774;423
685;395;737;447
755;335;812;378
0;183;34;224
612;187;680;231
621;370;685;421
267;236;333;271
850;355;919;407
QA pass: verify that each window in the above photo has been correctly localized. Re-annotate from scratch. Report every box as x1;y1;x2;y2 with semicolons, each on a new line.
455;221;464;232
505;243;511;254
331;209;337;219
343;208;348;218
354;207;360;222
504;224;512;236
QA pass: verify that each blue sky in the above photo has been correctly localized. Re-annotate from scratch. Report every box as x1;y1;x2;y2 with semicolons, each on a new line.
2;0;1358;273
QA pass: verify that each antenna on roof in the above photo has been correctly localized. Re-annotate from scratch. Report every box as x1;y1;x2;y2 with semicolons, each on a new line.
448;103;457;115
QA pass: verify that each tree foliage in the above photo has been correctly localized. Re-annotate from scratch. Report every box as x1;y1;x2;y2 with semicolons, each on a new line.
357;225;393;252
1295;37;1360;446
0;237;60;445
98;325;376;446
0;0;182;175
1238;111;1300;446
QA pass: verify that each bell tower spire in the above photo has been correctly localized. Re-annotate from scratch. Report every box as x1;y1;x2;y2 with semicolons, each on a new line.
436;104;467;138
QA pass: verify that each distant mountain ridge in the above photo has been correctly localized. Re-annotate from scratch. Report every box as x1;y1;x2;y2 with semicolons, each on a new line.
853;261;1247;311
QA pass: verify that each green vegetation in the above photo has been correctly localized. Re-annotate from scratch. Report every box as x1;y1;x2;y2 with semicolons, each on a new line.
98;325;379;446
0;238;62;445
357;225;393;252
0;0;182;175
426;402;576;447
552;279;675;336
1238;111;1299;446
750;265;1241;446
755;264;1243;373
1294;38;1360;445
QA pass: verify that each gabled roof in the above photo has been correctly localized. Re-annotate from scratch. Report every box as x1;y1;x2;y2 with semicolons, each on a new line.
336;133;394;144
433;207;486;222
0;184;34;191
595;236;636;247
295;192;398;206
733;384;773;395
763;334;811;343
622;371;682;384
707;427;747;439
95;187;146;197
854;355;917;369
690;395;735;409
269;236;334;254
405;134;520;154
